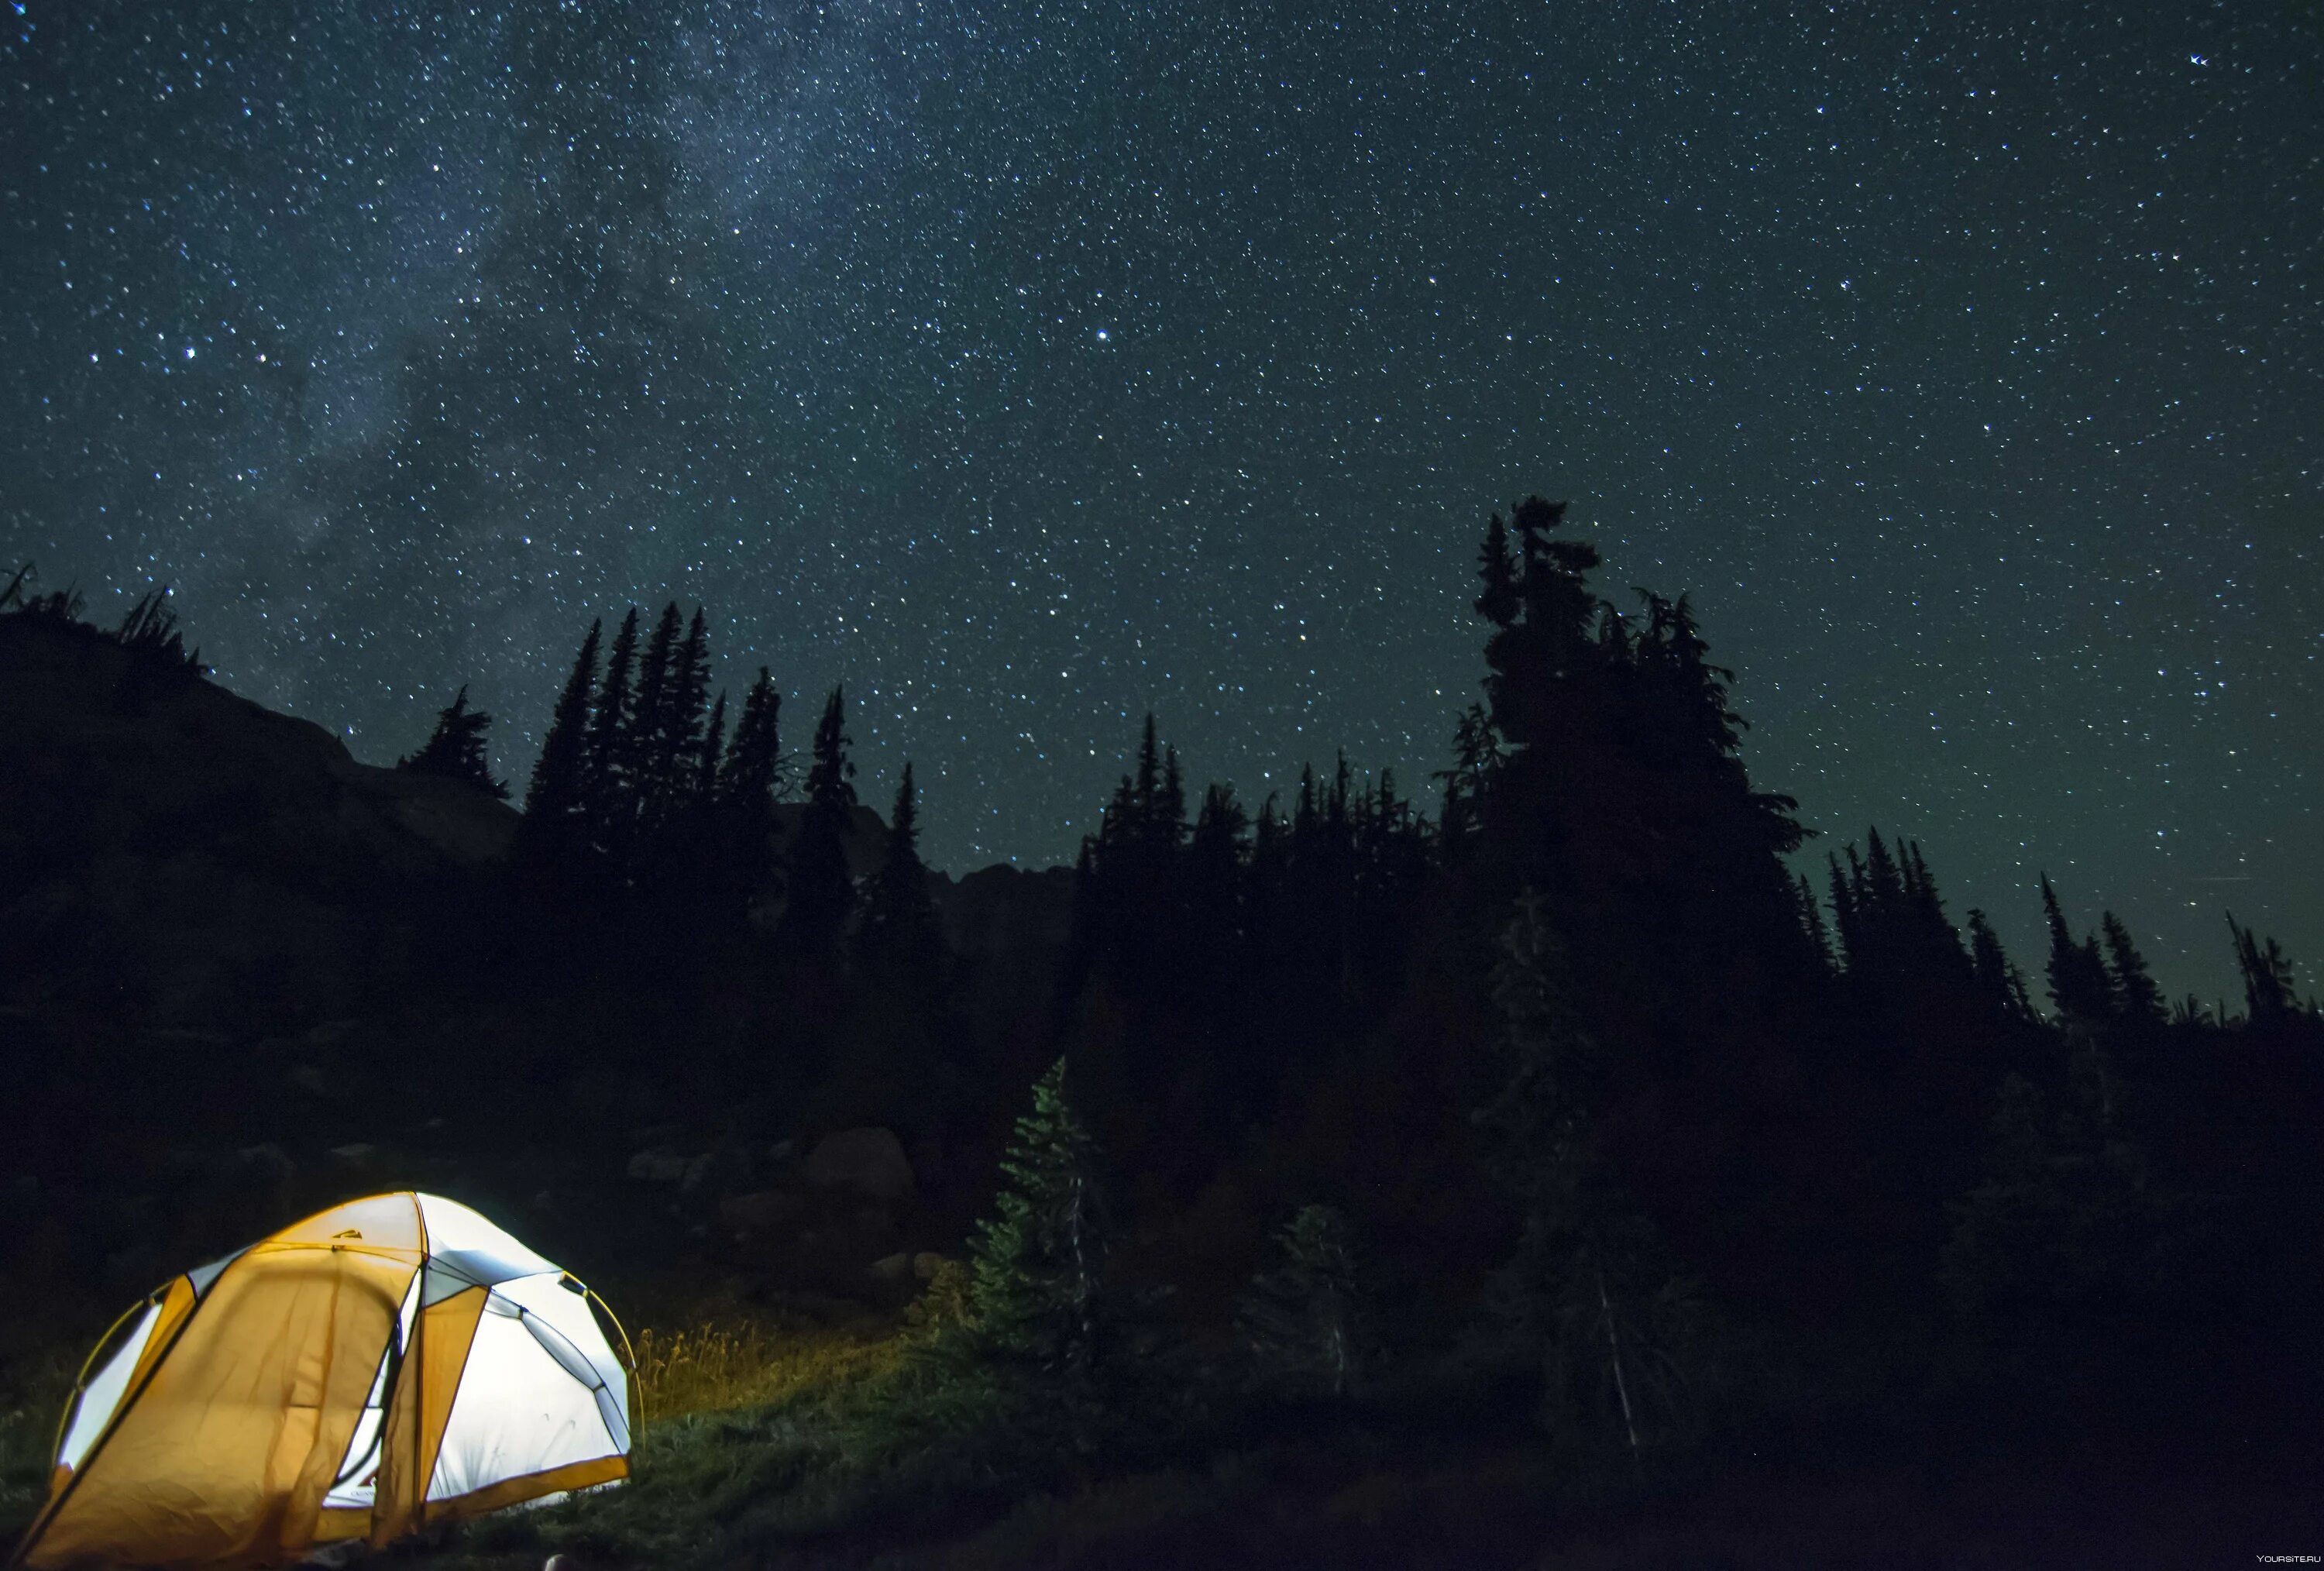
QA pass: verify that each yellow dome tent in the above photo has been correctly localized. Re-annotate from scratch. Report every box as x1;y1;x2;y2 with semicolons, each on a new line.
11;1193;634;1569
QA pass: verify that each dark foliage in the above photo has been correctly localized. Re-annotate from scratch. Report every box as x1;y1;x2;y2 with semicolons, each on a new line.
395;685;507;799
777;686;860;954
7;513;2321;1560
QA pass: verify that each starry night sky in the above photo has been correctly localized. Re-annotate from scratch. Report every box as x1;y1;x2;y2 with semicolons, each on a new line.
4;2;2319;998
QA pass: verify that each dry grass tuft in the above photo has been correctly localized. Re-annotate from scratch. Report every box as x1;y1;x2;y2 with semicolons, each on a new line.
631;1314;904;1422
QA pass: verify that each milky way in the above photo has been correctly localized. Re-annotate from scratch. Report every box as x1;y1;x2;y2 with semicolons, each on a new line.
4;2;2319;996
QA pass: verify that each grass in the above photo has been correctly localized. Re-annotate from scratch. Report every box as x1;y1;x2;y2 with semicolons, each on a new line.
0;1347;76;1546
632;1312;906;1424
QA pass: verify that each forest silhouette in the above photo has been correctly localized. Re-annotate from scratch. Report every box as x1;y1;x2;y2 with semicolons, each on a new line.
2;501;2319;1562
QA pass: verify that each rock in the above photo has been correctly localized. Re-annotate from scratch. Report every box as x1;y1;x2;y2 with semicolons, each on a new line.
626;1146;693;1184
847;1205;899;1256
804;1127;914;1203
869;1252;914;1284
913;1251;952;1282
718;1190;806;1233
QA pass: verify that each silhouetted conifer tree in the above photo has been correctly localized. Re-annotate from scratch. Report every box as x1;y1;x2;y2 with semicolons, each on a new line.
1966;909;2035;1021
1827;854;1862;973
626;601;684;820
720;668;786;810
2228;913;2302;1026
859;761;938;964
1185;782;1248;974
1475;510;1520;628
521;620;600;844
696;689;727;803
397;686;507;798
1158;743;1187;848
2100;912;2166;1027
780;686;858;952
1797;874;1834;972
2040;875;2113;1023
1435;703;1504;844
585;607;641;851
649;606;710;816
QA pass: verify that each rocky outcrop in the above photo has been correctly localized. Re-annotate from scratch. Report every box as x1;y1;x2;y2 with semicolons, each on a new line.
805;1126;916;1203
930;862;1077;956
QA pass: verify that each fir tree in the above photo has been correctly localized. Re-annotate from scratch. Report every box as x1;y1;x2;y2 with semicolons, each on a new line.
522;620;600;837
859;761;938;962
1185;781;1248;964
627;601;685;814
1508;496;1600;648
585;607;641;847
1157;744;1187;848
397;686;508;799
653;606;712;811
720;667;786;810
2039;875;2113;1023
1966;908;2033;1021
1237;1203;1377;1397
2228;913;2302;1026
2100;912;2166;1027
696;689;727;803
969;1058;1109;1371
1478;890;1703;1453
780;686;859;951
1797;873;1834;972
1475;510;1520;628
1435;703;1505;844
1132;713;1164;833
1827;854;1862;973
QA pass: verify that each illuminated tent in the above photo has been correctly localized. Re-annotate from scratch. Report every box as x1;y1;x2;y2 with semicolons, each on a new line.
12;1193;634;1569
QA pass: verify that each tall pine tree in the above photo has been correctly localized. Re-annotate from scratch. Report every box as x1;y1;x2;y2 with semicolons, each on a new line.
2040;875;2113;1023
585;607;642;851
521;620;600;845
2100;912;2166;1027
859;761;938;964
779;686;859;952
627;601;686;819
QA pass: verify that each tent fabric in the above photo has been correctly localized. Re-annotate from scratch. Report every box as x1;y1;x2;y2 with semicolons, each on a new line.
52;1299;162;1479
14;1193;633;1570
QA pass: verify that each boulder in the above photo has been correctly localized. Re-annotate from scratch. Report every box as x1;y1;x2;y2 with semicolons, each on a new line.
912;1250;953;1282
718;1190;806;1234
804;1127;914;1203
869;1251;915;1284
